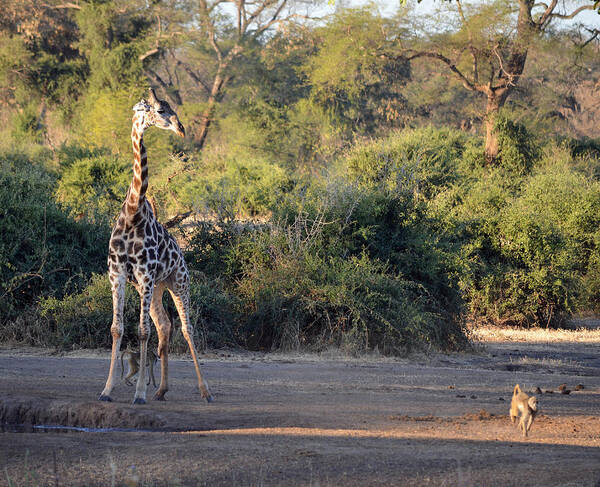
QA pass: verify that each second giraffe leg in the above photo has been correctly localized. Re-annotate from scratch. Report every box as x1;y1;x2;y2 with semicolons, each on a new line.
99;274;126;401
133;282;154;405
149;283;171;400
170;286;213;402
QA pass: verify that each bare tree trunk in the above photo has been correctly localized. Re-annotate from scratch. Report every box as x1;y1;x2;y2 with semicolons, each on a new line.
194;66;227;150
484;92;503;163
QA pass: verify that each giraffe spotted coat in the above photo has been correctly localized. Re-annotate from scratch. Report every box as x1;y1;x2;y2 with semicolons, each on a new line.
99;89;212;405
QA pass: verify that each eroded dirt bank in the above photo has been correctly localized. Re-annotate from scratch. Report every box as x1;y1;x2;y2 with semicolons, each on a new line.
1;338;599;486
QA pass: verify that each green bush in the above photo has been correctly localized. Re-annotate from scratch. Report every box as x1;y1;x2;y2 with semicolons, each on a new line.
184;272;240;350
174;154;292;218
344;127;469;199
494;113;539;175
214;168;467;353
39;274;138;349
0;150;109;321
11;104;43;142
38;272;239;351
231;224;465;354
55;152;130;223
448;146;600;327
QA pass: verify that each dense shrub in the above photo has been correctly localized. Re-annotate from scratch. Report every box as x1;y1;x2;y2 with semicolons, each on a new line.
38;273;138;349
230;220;465;354
55;151;130;222
0;151;109;321
207;164;468;353
494;114;539;175
344;127;468;199
5;123;599;353
174;154;292;218
447;146;600;327
37;272;239;351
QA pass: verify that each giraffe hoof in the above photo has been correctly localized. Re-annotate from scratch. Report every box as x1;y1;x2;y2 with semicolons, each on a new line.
98;394;112;402
132;397;146;405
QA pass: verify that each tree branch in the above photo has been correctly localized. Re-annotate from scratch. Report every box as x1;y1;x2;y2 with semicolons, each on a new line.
41;2;81;9
175;59;212;95
164;211;193;229
404;50;482;93
535;0;557;27
550;5;594;20
456;0;479;84
139;48;160;62
579;28;600;48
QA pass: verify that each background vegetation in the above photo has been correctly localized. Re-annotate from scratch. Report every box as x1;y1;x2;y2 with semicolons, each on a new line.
1;0;599;354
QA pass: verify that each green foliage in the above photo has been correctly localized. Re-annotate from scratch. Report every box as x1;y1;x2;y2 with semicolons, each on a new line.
38;273;138;349
11;104;43;142
494;113;539;175
0;34;33;106
445;144;600;327
37;271;239;352
344;127;468;199
0;150;109;321
305;8;410;134
180;150;468;353
230;220;465;354
174;154;292;218
75;2;150;92
55;150;130;223
185;273;240;350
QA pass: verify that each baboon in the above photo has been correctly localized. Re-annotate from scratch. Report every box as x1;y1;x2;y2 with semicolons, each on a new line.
120;347;158;388
510;384;538;437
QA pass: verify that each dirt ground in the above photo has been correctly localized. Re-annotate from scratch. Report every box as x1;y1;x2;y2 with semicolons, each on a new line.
1;331;600;486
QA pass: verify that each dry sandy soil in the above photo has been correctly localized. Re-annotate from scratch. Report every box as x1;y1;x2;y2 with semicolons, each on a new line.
1;328;600;486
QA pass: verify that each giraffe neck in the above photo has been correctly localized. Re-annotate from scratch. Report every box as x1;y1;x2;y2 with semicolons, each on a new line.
125;115;148;217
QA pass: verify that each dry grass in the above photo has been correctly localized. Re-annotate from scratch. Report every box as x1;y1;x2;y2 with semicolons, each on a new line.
511;355;575;367
471;325;600;344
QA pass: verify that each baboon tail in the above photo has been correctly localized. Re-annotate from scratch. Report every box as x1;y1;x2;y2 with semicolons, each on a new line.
120;352;125;380
513;384;521;396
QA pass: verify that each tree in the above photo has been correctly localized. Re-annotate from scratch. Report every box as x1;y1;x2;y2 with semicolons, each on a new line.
399;0;598;162
141;0;321;150
304;8;411;136
0;0;84;115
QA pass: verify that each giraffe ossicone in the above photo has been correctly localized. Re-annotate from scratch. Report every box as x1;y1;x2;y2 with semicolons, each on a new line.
99;88;212;405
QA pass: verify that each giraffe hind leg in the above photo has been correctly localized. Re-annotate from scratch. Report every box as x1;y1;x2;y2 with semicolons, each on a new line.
169;280;213;402
132;280;154;405
150;282;170;400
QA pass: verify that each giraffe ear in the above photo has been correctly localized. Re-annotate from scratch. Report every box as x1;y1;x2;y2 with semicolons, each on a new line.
148;88;159;106
133;100;149;112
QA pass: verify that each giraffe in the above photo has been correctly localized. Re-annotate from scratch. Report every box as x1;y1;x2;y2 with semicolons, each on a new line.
99;88;213;405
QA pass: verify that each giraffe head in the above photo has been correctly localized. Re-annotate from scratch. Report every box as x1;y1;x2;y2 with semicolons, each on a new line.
132;88;185;137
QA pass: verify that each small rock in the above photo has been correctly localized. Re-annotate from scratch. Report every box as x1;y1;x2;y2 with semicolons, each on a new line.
456;394;466;398
470;395;477;399
448;385;455;389
544;390;554;394
498;397;505;401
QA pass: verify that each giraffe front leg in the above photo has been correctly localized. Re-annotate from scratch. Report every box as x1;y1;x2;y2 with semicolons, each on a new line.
133;283;153;405
99;274;126;401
